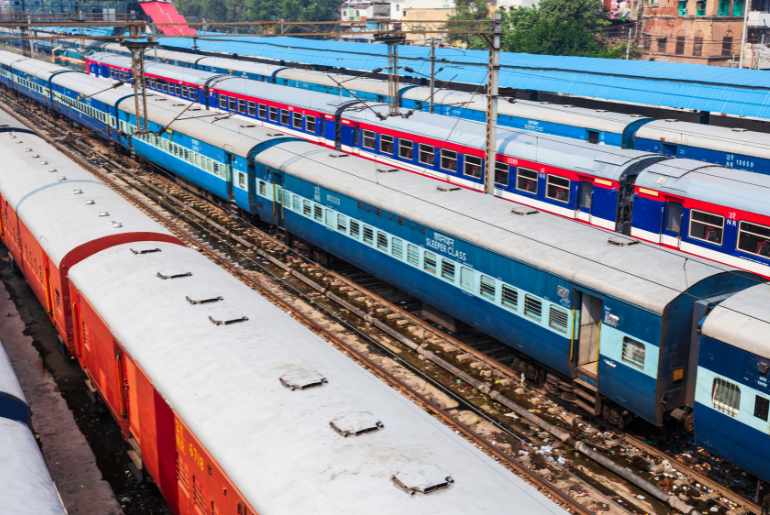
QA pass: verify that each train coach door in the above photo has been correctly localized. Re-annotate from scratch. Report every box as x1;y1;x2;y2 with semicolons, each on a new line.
662;202;683;248
577;293;603;380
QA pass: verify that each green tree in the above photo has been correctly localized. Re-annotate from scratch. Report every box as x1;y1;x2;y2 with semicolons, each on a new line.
447;0;489;49
501;0;611;56
176;0;342;23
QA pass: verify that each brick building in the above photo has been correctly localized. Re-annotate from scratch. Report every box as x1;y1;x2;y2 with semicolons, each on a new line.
639;0;770;66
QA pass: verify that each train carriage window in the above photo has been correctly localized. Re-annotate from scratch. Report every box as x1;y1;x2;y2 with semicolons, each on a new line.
376;231;389;251
258;104;267;119
440;259;456;281
549;306;569;334
665;202;683;234
258;181;267;196
239;100;248;115
313;205;324;222
229;97;238;111
479;275;496;301
712;378;741;417
218;96;228;109
337;214;348;232
280;110;290;126
292;194;300;212
464;155;483;179
419;144;435;166
516;168;538;194
423;251;438;274
349;219;361;239
247;102;257;116
398;139;414;160
440;149;458;172
362;130;376;150
302;200;312;217
380;134;394;155
293;112;303;129
269;107;278;122
406;244;420;267
325;210;336;228
738;221;770;258
363;226;375;245
391;237;404;260
460;267;474;292
501;284;518;310
546;175;571;203
494;161;509;186
237;172;246;189
306;115;317;133
754;396;769;421
689;210;724;245
621;337;645;370
587;130;600;144
524;295;543;321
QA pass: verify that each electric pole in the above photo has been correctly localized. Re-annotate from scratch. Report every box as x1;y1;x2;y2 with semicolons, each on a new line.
124;25;156;136
375;28;406;117
429;38;436;113
739;0;752;68
483;12;501;195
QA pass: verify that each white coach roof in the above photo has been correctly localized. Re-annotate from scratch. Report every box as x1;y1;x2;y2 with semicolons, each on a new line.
69;242;566;515
701;283;770;358
0;123;173;266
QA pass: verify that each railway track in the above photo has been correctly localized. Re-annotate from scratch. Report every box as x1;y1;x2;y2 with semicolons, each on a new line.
0;90;763;515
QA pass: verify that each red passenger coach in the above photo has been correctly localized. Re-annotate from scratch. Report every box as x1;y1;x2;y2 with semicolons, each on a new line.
0;124;179;349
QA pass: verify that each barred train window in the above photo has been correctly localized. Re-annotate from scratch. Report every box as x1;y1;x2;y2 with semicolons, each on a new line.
501;284;518;310
479;275;496;300
376;231;389;251
362;226;374;245
546;175;570;203
689;210;724;245
712;378;740;417
399;139;414;160
464;155;482;179
441;259;455;281
406;244;420;266
361;130;376;150
258;104;267;119
621;337;645;369
418;144;435;166
337;214;348;232
391;237;404;260
349;219;361;238
516;168;538;194
440;149;457;172
380;135;394;155
313;205;323;222
755;396;769;421
306;115;317;133
280;110;290;126
524;295;542;321
495;161;509;186
549;307;569;334
293;112;303;129
423;251;437;274
269;107;278;122
738;221;770;258
247;102;256;116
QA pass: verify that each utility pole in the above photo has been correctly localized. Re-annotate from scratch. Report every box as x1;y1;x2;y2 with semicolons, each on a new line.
375;28;406;117
482;12;501;195
428;38;436;113
625;24;634;60
124;28;156;136
739;0;752;68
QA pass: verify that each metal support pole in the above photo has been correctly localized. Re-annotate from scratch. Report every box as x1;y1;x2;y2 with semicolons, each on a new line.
429;38;436;113
483;13;501;195
625;25;633;60
388;38;400;117
739;0;752;68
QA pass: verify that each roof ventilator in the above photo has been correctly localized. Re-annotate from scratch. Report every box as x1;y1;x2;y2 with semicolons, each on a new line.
267;132;283;137
511;206;538;216
607;236;639;247
173;103;186;107
156;97;168;102
156;271;193;280
329;152;349;158
98;211;110;217
58;176;67;182
731;127;748;133
85;200;95;205
208;314;249;326
329;412;384;437
24;147;32;152
436;185;460;192
48;168;57;173
40;160;48;165
279;368;327;391
72;188;83;195
391;465;454;496
32;153;40;158
130;246;161;255
240;124;256;129
112;221;123;228
377;167;399;174
186;294;223;305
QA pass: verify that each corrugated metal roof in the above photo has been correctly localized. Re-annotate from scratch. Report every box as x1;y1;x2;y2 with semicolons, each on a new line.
158;34;770;121
702;283;770;358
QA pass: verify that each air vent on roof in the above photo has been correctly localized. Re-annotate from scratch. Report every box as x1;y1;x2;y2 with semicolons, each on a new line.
173;103;186;107
663;119;678;123
156;97;168;101
85;200;95;205
72;188;83;195
240;124;256;129
58;176;67;182
186;294;223;305
32;153;40;158
392;465;454;496
130;246;161;255
330;412;384;437
48;168;57;173
98;211;110;217
731;127;748;133
267;132;283;137
279;368;327;391
594;109;608;112
607;236;639;247
15;139;23;144
208;314;249;326
436;185;460;192
511;206;538;216
40;160;48;165
189;107;201;112
329;152;349;158
156;271;193;280
112;221;123;228
25;147;32;152
377;167;399;174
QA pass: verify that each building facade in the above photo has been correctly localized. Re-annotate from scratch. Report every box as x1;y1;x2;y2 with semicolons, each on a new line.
639;0;770;66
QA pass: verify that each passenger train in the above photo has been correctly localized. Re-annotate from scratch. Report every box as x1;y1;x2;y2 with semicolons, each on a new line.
82;51;770;279
0;108;560;515
0;341;67;514
0;49;768;486
93;43;770;174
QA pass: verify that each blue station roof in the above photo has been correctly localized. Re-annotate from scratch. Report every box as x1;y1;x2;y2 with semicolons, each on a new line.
157;34;770;121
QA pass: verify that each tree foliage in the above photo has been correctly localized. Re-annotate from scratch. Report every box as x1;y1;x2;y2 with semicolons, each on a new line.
175;0;341;23
447;0;490;49
501;0;614;56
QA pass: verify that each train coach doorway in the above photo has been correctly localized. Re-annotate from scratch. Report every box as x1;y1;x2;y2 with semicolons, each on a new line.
577;293;603;380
